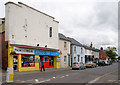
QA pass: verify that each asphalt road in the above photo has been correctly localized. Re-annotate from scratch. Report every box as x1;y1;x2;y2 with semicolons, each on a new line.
2;63;119;84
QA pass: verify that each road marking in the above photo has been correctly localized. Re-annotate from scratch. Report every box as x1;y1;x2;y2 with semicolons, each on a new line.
35;79;39;83
66;75;69;76
60;76;65;78
53;77;56;79
88;70;118;83
21;81;25;83
39;79;51;83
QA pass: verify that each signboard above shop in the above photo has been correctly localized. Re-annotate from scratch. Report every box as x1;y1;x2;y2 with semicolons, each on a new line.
34;50;59;56
13;47;59;56
13;47;34;54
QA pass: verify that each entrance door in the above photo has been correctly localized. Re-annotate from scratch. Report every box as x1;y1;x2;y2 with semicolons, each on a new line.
13;55;18;71
68;56;70;67
49;56;54;68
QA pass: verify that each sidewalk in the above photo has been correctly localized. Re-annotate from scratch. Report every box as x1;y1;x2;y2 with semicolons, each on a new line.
2;67;72;76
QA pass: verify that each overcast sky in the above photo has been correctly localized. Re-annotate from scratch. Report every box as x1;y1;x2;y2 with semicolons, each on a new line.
0;0;118;51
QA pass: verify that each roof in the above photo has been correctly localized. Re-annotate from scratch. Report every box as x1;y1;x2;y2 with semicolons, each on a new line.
67;37;83;46
5;2;55;20
59;33;70;41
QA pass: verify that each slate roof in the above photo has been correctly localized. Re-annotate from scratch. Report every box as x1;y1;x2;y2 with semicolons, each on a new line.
67;37;83;46
59;33;70;41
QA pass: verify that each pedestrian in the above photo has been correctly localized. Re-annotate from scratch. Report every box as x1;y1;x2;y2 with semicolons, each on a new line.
40;60;45;72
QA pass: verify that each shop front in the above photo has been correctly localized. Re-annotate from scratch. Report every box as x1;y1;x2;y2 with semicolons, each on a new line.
8;44;60;72
85;55;94;63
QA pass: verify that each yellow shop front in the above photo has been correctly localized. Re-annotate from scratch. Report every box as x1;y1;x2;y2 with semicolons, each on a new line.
8;44;60;72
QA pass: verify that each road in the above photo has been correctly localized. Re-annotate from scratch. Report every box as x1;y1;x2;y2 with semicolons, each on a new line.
2;63;119;84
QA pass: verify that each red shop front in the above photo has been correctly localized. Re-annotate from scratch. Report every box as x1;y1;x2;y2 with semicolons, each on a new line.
39;56;54;68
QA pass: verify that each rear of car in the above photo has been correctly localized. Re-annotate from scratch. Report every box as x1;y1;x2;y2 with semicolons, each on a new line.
86;61;96;68
72;62;80;70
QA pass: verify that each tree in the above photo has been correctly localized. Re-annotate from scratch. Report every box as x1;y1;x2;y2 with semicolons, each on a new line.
106;46;118;59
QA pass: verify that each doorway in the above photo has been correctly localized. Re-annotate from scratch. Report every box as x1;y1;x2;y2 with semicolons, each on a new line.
13;55;18;71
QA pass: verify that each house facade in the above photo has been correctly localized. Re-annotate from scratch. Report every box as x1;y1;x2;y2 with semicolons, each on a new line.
67;37;85;66
4;2;59;71
59;33;71;68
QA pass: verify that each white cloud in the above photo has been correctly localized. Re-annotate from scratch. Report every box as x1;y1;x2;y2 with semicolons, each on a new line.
0;0;118;50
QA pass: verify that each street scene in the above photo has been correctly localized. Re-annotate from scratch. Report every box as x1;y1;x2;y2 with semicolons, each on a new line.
0;0;119;85
2;63;119;84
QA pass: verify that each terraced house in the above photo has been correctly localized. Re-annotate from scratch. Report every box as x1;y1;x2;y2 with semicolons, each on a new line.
59;33;71;68
67;37;85;66
3;2;59;72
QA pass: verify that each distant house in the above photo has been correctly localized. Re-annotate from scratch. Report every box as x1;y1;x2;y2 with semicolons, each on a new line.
83;42;99;63
67;37;85;65
59;33;71;68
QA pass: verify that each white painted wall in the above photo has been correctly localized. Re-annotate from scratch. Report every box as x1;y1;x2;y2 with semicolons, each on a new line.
72;45;85;64
5;2;59;49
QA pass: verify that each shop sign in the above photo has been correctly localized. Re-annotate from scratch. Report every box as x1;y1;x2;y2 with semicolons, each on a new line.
35;57;40;62
57;57;60;62
34;50;59;56
13;47;34;54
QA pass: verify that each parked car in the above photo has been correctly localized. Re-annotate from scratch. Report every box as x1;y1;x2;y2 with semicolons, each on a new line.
98;61;106;66
85;61;97;68
72;62;86;70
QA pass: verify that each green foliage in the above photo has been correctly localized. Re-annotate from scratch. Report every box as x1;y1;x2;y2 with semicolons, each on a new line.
106;46;118;59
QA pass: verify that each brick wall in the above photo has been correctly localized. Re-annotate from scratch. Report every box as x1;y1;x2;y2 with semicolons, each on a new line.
0;33;2;68
99;50;107;60
2;32;8;69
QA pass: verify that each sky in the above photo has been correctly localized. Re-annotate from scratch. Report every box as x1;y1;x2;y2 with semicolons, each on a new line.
0;0;119;52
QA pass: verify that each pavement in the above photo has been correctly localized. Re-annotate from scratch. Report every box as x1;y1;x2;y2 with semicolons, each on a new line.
1;63;119;84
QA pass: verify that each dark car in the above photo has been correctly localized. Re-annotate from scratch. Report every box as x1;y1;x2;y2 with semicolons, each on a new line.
98;61;105;66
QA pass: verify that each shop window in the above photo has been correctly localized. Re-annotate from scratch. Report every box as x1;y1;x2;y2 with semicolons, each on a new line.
21;55;35;67
44;56;48;62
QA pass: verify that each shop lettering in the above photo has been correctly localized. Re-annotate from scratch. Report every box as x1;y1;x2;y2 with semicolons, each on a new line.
13;47;34;54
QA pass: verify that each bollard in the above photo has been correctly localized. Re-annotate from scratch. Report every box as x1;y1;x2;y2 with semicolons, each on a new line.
6;68;14;83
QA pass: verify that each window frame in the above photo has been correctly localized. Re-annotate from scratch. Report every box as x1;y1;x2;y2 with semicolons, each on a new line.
49;27;52;37
21;54;35;67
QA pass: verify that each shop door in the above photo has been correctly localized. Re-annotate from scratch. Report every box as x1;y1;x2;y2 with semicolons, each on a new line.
49;56;54;68
13;55;18;71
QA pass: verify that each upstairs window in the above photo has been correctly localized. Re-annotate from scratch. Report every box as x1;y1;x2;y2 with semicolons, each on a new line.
49;27;52;37
64;42;67;49
81;48;83;54
74;47;76;52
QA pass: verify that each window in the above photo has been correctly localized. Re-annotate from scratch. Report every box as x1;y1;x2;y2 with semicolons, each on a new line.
74;57;76;61
78;55;80;62
21;55;35;67
64;42;67;49
81;57;83;62
81;48;83;54
64;56;66;62
44;56;48;62
49;27;52;37
74;47;76;52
